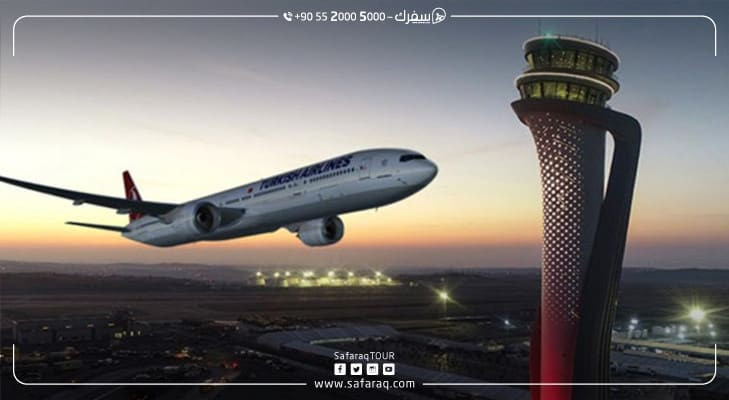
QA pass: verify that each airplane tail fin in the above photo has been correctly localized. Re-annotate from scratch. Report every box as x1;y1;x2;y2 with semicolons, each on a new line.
123;171;143;222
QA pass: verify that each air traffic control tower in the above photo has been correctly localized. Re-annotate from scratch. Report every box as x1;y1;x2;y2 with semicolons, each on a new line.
512;36;641;400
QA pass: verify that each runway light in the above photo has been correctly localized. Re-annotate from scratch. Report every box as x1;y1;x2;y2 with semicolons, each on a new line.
348;271;354;278
273;272;280;278
438;290;450;302
375;271;382;277
328;270;335;278
255;271;262;277
689;307;706;323
285;271;291;277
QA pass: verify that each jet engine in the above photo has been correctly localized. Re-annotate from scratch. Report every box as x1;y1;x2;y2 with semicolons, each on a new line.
297;216;344;246
192;202;221;233
168;202;243;237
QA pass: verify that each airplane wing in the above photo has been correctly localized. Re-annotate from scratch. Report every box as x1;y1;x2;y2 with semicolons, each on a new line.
0;175;178;216
66;221;129;232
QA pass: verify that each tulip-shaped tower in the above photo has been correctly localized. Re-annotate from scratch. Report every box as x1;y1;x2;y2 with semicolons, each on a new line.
511;36;641;400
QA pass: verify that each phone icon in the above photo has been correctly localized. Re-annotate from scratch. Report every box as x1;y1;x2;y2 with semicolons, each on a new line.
283;12;293;22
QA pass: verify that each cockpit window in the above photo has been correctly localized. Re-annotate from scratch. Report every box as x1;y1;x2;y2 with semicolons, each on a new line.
399;154;426;162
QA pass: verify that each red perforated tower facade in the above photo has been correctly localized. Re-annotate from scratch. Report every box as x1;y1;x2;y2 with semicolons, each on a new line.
512;36;641;400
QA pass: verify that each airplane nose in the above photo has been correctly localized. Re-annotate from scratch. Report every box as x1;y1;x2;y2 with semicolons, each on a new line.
425;161;438;181
411;160;438;186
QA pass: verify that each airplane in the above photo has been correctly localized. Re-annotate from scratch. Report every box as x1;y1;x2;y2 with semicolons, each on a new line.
0;149;437;247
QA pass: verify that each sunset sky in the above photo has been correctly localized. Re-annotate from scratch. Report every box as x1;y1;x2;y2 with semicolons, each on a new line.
0;0;727;268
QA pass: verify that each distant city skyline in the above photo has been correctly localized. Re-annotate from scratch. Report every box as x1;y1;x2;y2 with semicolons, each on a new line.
1;0;727;268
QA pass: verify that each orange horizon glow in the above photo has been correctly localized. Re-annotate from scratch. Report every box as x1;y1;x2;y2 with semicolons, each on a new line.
2;213;726;250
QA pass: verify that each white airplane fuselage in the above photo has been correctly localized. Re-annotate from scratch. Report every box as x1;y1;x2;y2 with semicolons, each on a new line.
123;149;437;247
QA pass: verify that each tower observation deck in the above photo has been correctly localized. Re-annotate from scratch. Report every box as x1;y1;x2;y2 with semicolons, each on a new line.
516;36;620;106
511;36;641;400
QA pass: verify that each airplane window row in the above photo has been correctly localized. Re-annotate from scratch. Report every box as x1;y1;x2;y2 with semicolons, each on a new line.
309;167;356;183
222;194;251;206
254;185;286;198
